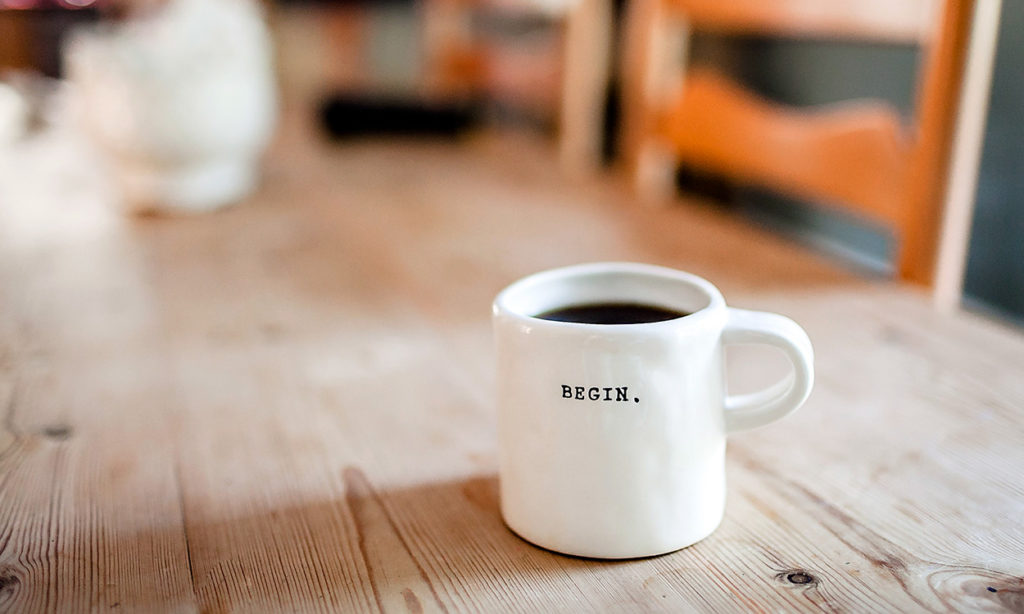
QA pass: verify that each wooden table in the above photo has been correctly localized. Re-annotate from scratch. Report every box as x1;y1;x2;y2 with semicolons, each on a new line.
2;105;1023;613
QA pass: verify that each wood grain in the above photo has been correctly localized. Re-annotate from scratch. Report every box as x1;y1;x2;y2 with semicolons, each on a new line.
1;93;1023;612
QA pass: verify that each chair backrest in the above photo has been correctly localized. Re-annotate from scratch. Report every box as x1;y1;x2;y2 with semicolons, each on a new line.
424;0;614;175
620;0;975;285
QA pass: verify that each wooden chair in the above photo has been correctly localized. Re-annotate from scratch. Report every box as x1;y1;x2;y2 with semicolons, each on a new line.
619;0;980;286
425;0;615;176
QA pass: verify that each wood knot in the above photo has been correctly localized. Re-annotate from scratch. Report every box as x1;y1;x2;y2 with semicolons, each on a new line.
778;570;817;587
41;424;72;441
788;572;813;584
0;568;21;593
965;580;1024;611
929;569;1024;611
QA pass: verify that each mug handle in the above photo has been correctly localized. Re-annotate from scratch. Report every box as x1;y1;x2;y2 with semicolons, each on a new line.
722;308;815;433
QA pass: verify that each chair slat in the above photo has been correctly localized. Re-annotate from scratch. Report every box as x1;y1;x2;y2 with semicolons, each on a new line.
660;69;911;224
668;0;937;43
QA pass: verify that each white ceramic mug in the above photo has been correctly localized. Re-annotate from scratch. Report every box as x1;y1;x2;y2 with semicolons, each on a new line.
492;262;814;558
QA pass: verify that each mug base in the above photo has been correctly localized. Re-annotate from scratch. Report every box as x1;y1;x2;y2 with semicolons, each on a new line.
502;513;725;560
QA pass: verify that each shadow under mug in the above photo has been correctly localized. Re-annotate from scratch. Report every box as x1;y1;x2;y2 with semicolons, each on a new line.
492;262;814;559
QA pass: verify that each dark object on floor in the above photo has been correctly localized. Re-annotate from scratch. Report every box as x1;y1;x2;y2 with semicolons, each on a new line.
319;94;481;140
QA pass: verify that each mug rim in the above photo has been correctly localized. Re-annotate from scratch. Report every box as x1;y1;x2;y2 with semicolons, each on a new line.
493;262;726;331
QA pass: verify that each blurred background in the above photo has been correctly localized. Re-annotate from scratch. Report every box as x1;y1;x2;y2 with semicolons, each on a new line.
0;0;1020;322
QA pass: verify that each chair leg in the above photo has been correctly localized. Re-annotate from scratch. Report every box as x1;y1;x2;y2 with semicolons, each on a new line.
618;0;689;202
933;0;1002;311
559;0;615;177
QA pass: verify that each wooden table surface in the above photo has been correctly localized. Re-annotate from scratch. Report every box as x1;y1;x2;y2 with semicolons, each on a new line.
2;105;1023;613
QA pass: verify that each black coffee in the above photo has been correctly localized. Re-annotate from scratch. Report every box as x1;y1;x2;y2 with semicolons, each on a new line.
536;302;689;325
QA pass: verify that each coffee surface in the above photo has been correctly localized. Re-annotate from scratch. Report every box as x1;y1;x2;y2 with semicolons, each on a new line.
536;302;689;325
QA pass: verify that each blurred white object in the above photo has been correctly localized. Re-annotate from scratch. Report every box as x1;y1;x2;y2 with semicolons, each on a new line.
64;0;277;214
0;83;29;145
